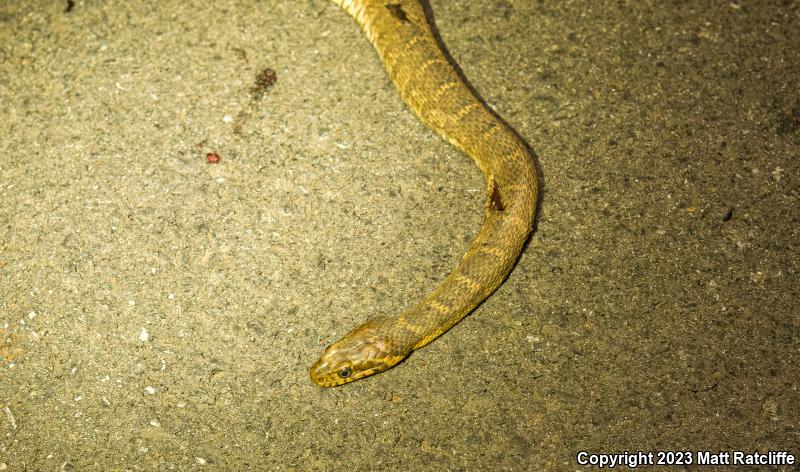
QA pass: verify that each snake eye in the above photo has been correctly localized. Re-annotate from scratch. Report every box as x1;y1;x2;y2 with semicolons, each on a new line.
338;367;351;378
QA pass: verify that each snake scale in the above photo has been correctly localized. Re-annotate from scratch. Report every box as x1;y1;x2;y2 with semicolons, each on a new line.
310;0;539;387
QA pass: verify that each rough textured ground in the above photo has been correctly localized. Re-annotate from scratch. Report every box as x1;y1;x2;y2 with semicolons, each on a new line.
1;0;798;470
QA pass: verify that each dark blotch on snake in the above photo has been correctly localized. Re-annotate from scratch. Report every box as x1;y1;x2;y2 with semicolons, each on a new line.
490;181;505;212
386;4;409;22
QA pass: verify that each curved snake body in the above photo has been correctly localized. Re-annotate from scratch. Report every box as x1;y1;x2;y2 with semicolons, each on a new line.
310;0;539;387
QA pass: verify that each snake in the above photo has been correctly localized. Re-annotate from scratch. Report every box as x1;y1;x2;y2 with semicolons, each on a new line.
310;0;539;387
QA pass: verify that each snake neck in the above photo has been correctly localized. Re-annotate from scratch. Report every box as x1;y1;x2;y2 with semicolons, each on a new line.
395;196;535;352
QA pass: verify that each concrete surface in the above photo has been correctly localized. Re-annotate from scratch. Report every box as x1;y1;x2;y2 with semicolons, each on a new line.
1;0;798;470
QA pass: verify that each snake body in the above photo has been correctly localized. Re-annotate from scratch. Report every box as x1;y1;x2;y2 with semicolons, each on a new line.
310;0;539;387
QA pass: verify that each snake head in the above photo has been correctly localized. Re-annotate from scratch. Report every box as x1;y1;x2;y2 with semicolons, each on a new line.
310;318;409;387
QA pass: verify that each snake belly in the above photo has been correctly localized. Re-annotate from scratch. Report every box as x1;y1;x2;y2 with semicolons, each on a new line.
310;0;539;387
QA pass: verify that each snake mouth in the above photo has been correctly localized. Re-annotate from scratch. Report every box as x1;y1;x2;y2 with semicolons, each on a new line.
309;355;405;387
309;365;384;388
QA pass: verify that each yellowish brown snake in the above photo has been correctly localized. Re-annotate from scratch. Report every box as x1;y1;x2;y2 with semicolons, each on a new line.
310;0;539;387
